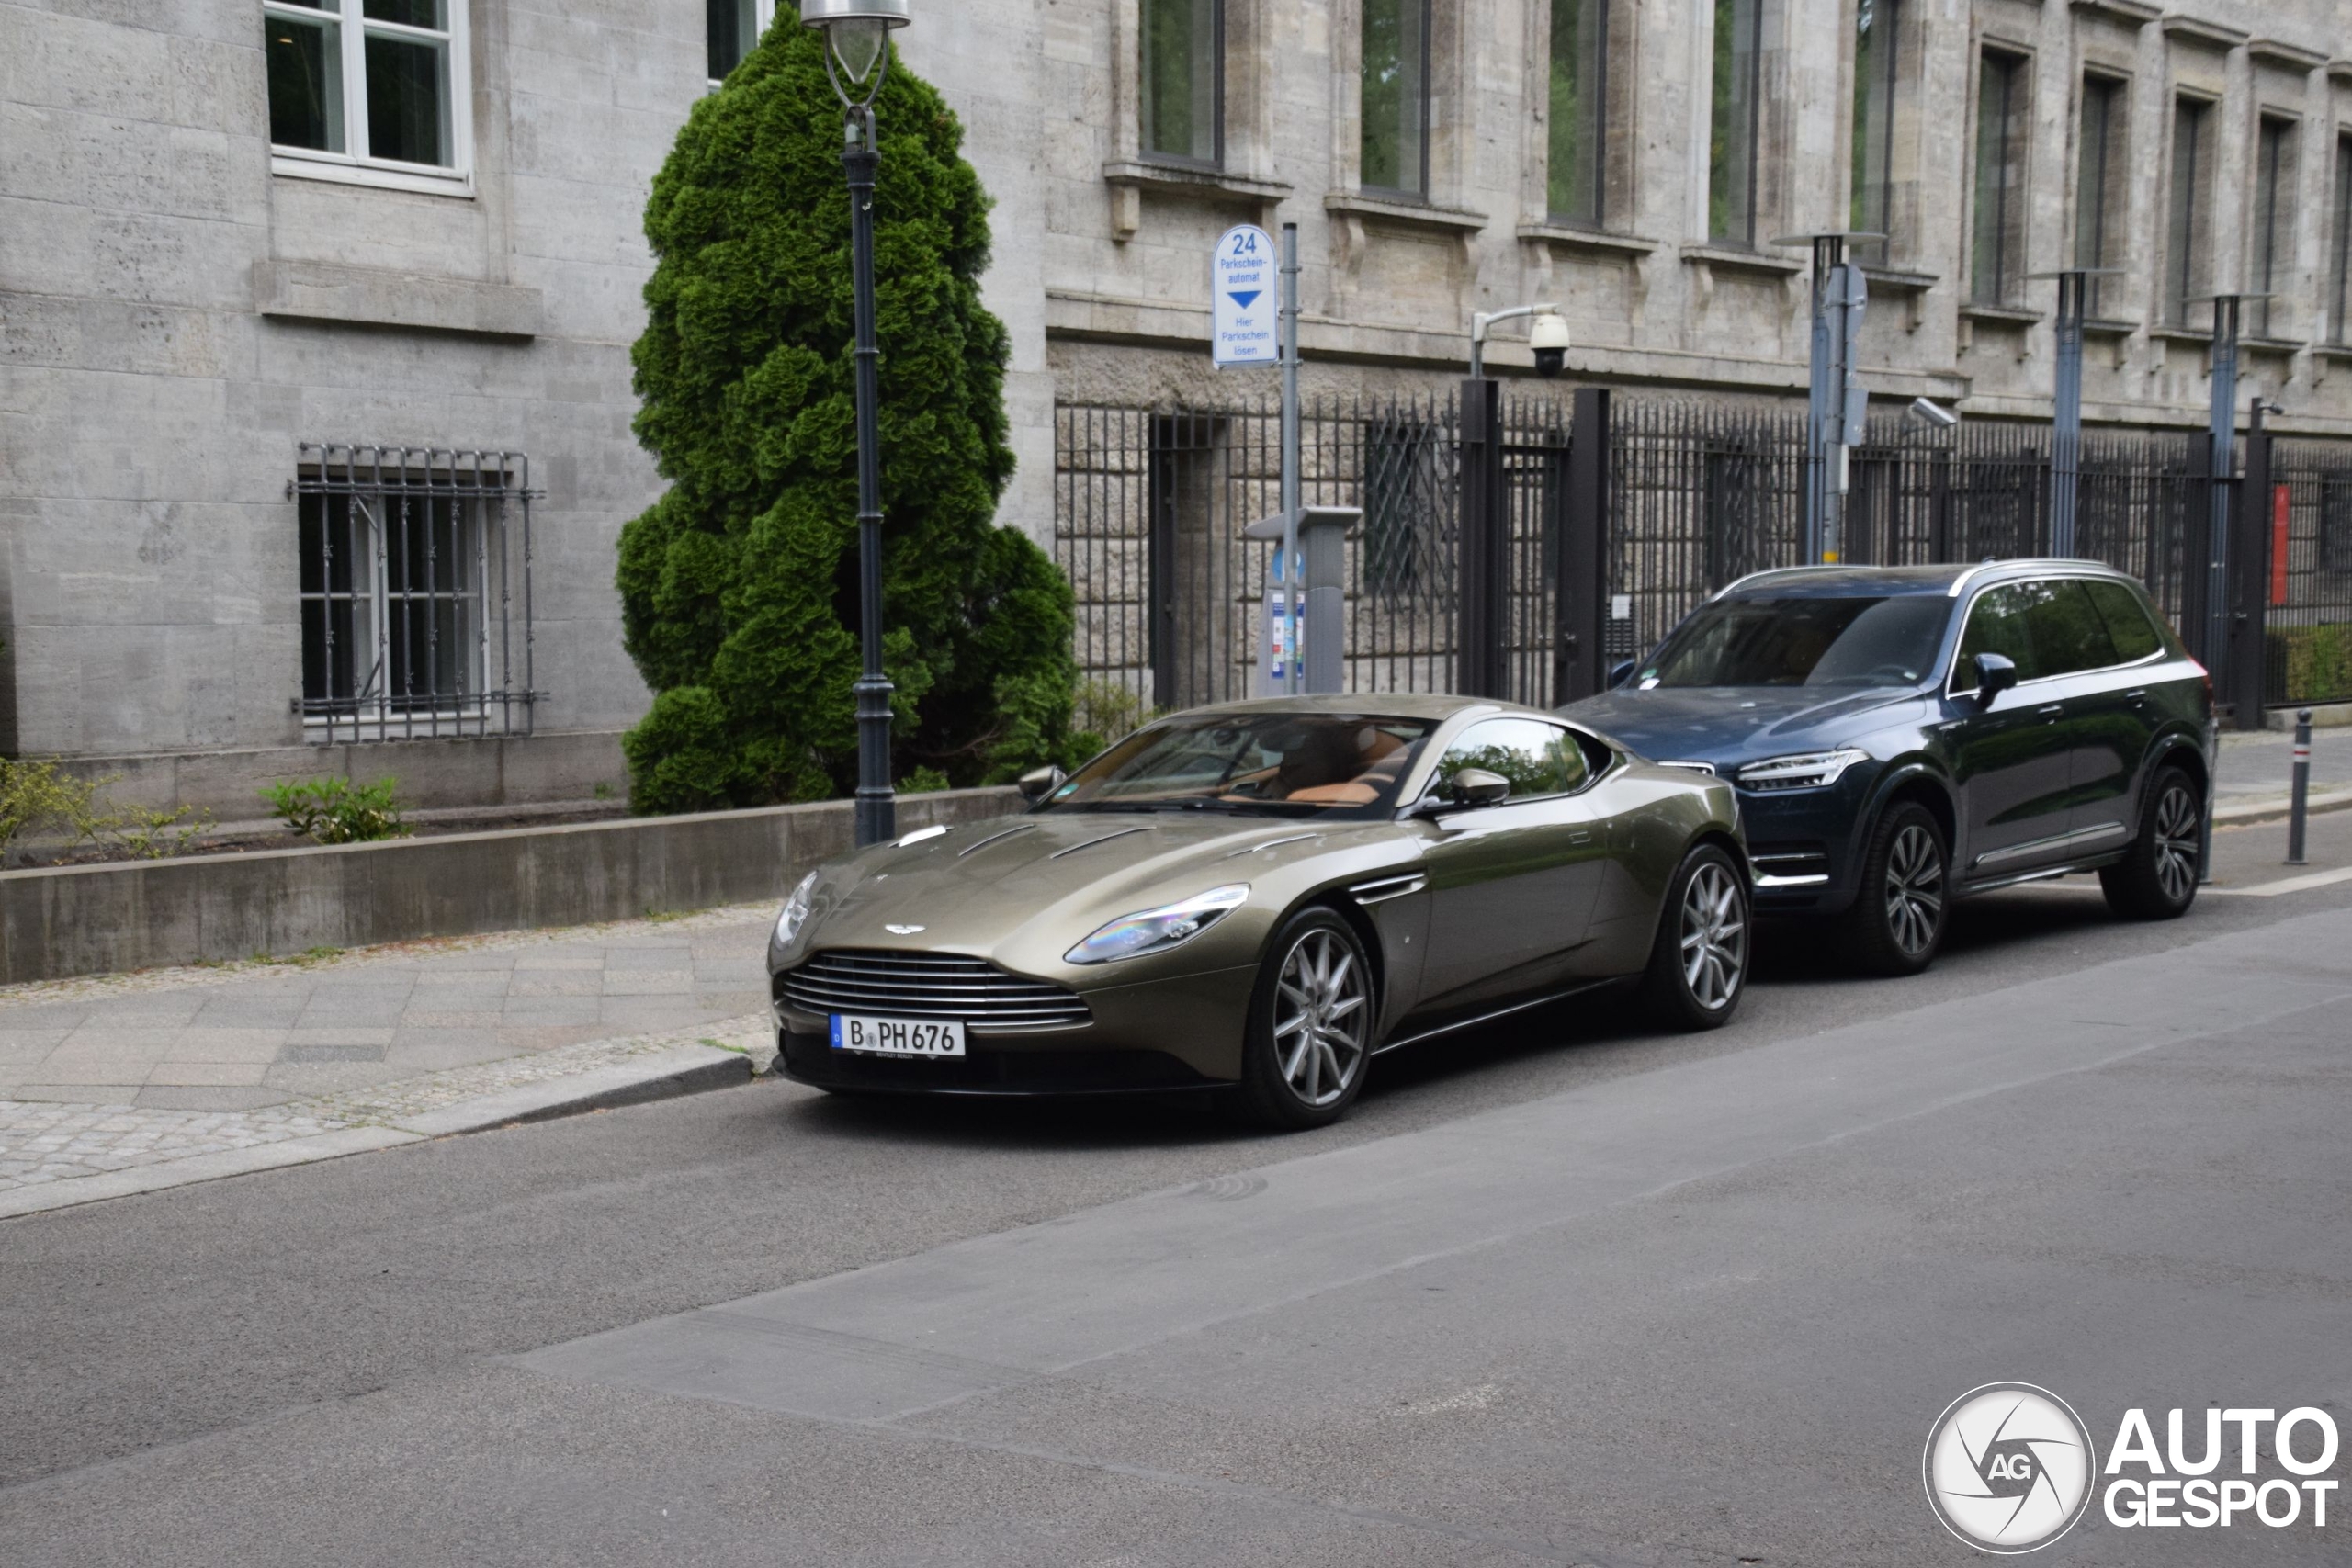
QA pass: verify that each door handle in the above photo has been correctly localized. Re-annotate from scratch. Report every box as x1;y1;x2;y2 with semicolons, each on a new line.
1568;829;1593;844
2037;704;2064;718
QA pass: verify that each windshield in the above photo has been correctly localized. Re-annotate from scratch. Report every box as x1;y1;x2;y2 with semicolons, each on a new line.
1041;714;1436;818
1636;594;1951;689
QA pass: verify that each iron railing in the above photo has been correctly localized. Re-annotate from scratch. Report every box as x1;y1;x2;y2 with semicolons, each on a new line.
1056;394;2346;715
293;444;540;743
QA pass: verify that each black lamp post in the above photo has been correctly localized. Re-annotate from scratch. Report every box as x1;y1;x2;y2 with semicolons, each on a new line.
804;0;910;848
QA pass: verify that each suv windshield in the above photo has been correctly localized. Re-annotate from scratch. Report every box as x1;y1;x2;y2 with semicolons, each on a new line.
1636;594;1951;689
1042;714;1436;818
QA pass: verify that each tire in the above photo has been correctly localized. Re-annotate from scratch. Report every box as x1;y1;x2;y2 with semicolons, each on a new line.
1639;843;1750;1031
1234;908;1374;1130
2100;765;2201;920
1841;801;1950;976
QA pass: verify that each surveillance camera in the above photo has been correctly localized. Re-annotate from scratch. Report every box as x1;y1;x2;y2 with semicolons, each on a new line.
1907;396;1959;429
1529;312;1571;379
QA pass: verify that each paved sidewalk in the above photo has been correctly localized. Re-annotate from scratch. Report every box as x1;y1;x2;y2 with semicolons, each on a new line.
0;905;772;1111
0;905;778;1214
2215;723;2352;815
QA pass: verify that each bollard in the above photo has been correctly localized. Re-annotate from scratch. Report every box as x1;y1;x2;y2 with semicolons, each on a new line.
2286;708;2312;866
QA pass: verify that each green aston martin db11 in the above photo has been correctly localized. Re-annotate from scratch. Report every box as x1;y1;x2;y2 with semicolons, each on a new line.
768;694;1749;1127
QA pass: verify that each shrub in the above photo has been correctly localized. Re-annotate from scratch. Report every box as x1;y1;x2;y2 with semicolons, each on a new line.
2271;622;2352;705
261;777;408;845
617;19;1080;815
0;759;106;857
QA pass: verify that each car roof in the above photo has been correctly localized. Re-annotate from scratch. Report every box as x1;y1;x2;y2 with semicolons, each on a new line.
1717;558;2142;601
1152;693;1543;724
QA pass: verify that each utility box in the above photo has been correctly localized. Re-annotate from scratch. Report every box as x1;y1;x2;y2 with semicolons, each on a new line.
1243;505;1360;695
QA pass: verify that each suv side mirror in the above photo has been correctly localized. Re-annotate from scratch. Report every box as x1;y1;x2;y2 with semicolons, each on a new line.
1448;768;1510;807
1017;764;1067;801
1607;659;1638;690
1972;652;2018;705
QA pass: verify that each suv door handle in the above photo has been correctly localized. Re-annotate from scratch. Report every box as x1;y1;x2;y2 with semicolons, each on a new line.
2037;704;2064;718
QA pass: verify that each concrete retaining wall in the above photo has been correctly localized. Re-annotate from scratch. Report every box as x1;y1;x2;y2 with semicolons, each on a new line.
0;787;1021;985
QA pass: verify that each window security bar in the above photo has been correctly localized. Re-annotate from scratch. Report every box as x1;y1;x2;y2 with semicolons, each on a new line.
291;443;541;744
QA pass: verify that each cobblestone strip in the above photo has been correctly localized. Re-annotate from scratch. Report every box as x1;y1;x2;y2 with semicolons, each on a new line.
0;1013;771;1198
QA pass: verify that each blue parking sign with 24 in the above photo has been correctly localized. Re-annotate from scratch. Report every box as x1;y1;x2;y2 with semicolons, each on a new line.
1213;224;1278;367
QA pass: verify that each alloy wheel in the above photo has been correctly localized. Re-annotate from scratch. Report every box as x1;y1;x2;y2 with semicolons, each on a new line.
1272;928;1368;1107
1679;862;1747;1011
1883;823;1946;957
2153;783;2199;904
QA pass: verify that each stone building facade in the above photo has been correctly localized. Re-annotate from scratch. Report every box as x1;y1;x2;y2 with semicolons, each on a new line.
3;0;2347;808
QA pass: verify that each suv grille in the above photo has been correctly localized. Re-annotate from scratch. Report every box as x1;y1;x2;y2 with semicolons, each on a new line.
778;950;1091;1034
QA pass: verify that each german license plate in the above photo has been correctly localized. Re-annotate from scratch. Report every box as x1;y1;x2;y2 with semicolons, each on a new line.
829;1013;967;1058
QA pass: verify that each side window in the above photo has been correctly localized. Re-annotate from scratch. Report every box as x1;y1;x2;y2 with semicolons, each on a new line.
1437;718;1588;800
2018;579;2120;675
1954;584;2039;688
2083;580;2164;663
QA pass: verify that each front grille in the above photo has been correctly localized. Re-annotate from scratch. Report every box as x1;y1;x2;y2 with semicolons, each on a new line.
778;950;1091;1034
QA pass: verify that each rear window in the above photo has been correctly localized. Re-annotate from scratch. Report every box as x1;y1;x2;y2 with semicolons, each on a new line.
2084;580;2165;662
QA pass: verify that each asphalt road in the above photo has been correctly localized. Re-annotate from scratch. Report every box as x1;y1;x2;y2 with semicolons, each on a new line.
5;810;2350;1565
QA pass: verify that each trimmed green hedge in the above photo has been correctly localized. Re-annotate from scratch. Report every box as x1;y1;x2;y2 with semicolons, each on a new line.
2271;622;2352;706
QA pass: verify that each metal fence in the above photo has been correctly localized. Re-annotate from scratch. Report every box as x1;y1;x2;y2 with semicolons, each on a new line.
294;444;540;744
1056;393;2345;716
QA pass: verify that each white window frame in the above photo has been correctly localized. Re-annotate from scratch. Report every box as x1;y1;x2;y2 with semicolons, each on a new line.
266;0;475;197
710;0;781;91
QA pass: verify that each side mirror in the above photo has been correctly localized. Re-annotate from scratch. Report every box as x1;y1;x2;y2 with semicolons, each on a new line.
1972;652;2018;705
1016;764;1067;801
1448;767;1510;807
1607;659;1637;690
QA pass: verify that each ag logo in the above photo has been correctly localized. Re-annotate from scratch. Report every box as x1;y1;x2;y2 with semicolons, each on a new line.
1923;1382;2098;1553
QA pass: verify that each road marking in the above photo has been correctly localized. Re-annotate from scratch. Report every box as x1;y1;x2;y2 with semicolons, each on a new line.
2205;864;2352;897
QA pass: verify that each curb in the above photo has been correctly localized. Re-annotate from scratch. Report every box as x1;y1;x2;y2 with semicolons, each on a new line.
2212;789;2352;828
1;1041;763;1222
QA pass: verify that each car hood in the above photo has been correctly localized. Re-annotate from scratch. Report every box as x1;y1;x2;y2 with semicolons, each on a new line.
787;810;1397;969
1565;685;1929;770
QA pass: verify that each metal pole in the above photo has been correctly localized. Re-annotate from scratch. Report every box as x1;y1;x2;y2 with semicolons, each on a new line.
2051;271;2085;558
1804;235;1840;564
845;110;895;846
2204;296;2239;704
2287;708;2312;865
1280;220;1301;694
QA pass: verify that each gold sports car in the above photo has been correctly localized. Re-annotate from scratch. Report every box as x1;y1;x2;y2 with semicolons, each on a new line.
768;694;1750;1128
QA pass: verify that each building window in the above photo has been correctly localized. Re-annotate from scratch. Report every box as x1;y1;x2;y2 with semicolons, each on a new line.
1361;0;1430;197
1970;51;2027;306
2252;117;2295;340
1141;0;1223;166
265;0;470;189
297;446;537;743
1849;0;1899;265
2165;96;2212;326
708;0;775;84
1708;0;1763;245
2335;135;2352;346
2074;73;2126;317
1548;0;1608;226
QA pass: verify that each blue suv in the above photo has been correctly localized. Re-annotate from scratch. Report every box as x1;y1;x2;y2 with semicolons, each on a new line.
1560;561;2212;974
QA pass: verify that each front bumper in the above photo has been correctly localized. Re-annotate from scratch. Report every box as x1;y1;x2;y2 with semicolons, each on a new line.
1734;765;1878;916
769;955;1261;1093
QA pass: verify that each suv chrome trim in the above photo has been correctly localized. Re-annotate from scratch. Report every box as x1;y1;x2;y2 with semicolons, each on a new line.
1971;820;2129;870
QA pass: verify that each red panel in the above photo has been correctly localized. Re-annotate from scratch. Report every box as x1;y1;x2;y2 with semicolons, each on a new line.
2271;484;2290;607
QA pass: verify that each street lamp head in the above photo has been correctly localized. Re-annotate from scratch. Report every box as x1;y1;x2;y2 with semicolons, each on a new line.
1529;311;1572;378
804;0;910;108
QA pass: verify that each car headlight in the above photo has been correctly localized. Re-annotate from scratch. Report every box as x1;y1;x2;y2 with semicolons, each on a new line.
1065;884;1249;965
773;871;819;949
1735;748;1871;792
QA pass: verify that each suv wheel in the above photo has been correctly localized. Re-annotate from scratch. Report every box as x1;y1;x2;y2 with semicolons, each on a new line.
2100;766;2200;920
1843;802;1948;976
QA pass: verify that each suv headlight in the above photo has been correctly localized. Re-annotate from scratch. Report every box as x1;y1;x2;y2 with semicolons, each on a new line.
1066;884;1249;965
773;871;819;949
1735;748;1871;792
